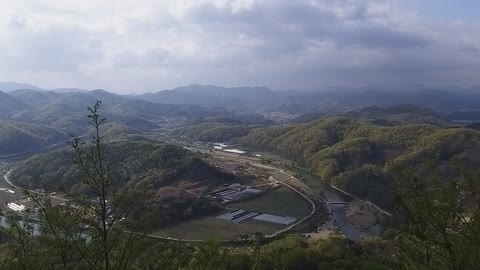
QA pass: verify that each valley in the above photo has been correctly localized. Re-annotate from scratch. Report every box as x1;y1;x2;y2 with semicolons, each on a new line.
0;84;479;269
0;86;472;244
0;133;388;243
2;1;480;267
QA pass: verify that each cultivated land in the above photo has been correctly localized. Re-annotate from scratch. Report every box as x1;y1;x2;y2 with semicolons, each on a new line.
152;212;282;240
227;187;311;218
151;148;315;240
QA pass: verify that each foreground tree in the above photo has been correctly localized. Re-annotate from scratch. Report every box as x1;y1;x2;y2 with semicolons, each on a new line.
4;101;155;270
395;163;480;270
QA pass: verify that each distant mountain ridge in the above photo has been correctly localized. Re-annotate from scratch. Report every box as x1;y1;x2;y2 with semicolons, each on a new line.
4;81;480;121
136;84;282;108
0;82;44;92
0;120;68;155
0;86;277;156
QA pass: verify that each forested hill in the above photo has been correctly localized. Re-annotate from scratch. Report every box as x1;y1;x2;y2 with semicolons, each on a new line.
291;104;450;125
11;140;236;199
238;117;480;208
0;121;68;155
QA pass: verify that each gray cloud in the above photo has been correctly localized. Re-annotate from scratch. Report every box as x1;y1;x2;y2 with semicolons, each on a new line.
0;0;479;93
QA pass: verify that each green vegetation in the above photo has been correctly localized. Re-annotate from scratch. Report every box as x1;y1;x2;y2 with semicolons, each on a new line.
0;227;404;270
339;105;451;126
173;122;250;142
0;120;67;155
1;100;480;269
11;139;235;195
238;117;480;208
394;164;480;270
10;131;237;228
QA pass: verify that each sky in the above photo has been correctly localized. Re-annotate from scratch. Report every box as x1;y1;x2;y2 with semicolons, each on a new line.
0;0;479;94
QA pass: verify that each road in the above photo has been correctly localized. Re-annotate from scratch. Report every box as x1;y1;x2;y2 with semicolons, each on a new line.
246;163;317;237
1;144;385;242
292;168;387;240
2;169;68;202
265;175;317;237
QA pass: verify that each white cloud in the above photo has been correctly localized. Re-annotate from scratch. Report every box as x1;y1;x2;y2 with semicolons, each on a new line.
0;0;479;93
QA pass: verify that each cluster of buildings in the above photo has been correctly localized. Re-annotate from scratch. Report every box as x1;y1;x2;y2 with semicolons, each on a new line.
208;186;263;202
212;143;247;154
217;209;297;226
212;143;262;157
7;202;26;212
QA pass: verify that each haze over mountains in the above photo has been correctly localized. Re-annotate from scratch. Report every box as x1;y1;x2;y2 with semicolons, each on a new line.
2;80;480;158
3;1;480;268
3;81;480;114
4;80;480;213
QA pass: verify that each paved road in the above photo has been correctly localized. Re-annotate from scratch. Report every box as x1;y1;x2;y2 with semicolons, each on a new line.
3;169;68;202
247;163;317;237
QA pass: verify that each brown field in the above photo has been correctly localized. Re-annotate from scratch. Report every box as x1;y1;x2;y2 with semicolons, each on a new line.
152;211;281;240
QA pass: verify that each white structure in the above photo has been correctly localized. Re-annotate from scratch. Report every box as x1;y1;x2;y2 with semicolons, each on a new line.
224;149;246;154
7;202;26;212
214;143;228;148
254;214;297;225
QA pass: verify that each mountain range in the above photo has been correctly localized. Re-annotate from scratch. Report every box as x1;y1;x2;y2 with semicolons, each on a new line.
4;81;480;115
2;81;480;157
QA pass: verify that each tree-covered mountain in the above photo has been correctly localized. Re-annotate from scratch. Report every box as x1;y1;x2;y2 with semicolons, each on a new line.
0;121;68;155
337;105;451;126
11;140;235;198
0;88;270;129
4;84;480;160
0;81;44;92
172;122;251;142
237;117;480;208
10;139;238;229
0;91;30;118
0;88;272;155
136;84;282;108
266;88;480;117
291;104;450;125
134;84;480;119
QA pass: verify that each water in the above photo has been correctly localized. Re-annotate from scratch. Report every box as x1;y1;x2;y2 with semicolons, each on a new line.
0;216;41;235
293;168;384;240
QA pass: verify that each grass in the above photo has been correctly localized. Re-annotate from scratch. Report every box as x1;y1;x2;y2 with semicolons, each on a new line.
152;212;281;240
227;187;311;218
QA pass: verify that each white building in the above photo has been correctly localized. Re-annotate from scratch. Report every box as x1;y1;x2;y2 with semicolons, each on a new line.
7;202;26;212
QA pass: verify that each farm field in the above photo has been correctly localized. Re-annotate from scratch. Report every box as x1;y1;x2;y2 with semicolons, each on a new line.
152;147;313;240
152;212;281;240
227;187;311;218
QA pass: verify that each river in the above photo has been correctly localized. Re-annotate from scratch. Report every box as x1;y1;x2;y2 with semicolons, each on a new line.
0;216;41;235
293;168;383;241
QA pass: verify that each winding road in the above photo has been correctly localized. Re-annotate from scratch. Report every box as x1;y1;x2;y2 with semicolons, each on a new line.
248;163;318;237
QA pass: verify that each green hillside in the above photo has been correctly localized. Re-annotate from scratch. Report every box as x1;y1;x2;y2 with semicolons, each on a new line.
238;117;480;208
10;140;236;227
173;122;250;142
0;121;68;155
11;140;235;196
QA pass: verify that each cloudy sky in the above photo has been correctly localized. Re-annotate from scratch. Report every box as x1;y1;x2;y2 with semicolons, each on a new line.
0;0;479;93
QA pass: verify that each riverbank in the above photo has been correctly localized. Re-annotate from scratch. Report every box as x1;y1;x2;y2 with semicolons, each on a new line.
345;202;378;231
